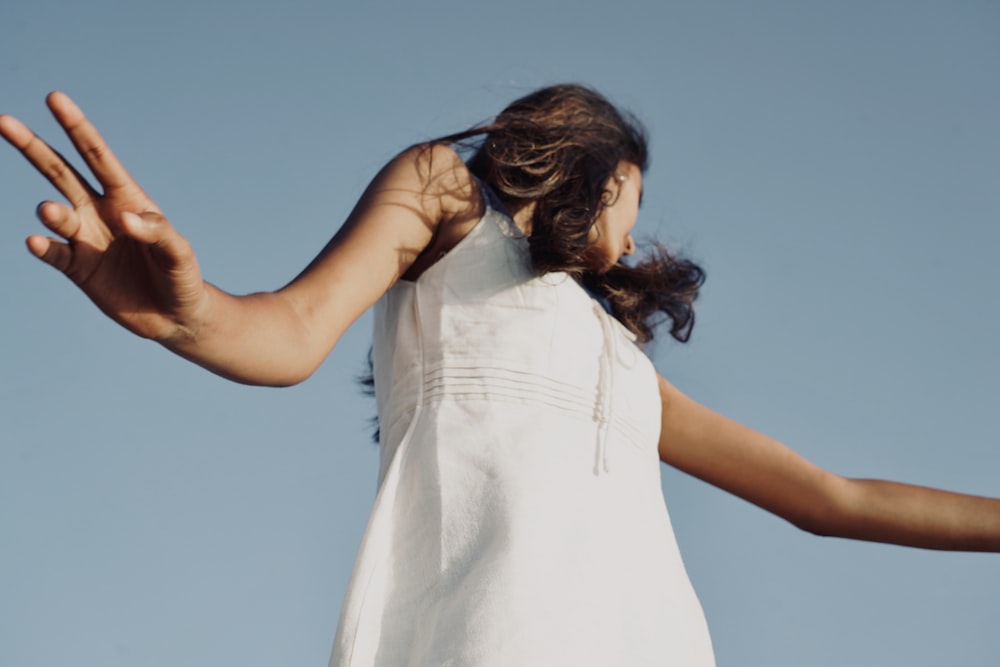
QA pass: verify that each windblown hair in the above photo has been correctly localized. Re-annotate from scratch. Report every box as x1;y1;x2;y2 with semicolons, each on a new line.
436;84;704;343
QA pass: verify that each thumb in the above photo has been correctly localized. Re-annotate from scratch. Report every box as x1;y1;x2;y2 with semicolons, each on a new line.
120;210;167;242
120;211;193;268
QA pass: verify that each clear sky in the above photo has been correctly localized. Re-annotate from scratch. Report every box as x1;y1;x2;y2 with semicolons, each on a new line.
2;1;998;666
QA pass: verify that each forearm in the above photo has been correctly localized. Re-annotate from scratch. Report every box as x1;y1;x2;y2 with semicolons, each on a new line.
161;283;323;386
815;477;1000;552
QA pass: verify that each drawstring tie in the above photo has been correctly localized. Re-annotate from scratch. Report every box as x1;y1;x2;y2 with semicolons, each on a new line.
593;303;617;475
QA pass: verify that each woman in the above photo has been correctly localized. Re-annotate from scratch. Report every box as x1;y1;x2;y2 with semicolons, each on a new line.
2;85;998;666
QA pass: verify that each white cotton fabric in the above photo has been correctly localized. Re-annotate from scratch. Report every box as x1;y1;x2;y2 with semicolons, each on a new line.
330;186;716;666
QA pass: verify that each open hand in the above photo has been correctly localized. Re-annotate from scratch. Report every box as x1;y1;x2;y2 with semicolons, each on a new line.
1;93;208;343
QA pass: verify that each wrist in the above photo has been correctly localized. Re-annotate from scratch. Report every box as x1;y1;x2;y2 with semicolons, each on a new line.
157;282;217;350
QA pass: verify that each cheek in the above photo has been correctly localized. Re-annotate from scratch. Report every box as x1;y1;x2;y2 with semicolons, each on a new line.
624;216;637;236
586;224;599;244
624;202;639;232
587;211;611;243
610;217;635;245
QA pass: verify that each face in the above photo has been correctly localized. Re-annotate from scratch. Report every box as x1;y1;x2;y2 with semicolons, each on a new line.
585;161;643;272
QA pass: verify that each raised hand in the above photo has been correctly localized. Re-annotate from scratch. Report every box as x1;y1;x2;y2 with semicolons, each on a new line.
1;92;208;343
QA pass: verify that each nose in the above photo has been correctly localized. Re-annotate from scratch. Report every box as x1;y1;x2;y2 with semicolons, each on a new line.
623;235;635;255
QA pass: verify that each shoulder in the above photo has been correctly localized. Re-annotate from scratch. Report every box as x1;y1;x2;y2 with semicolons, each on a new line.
383;143;482;224
392;143;487;280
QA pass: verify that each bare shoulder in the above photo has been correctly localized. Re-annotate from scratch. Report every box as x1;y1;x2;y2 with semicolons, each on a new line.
376;142;480;221
418;142;481;213
397;142;485;280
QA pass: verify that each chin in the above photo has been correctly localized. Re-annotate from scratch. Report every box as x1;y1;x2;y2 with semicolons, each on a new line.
580;248;617;274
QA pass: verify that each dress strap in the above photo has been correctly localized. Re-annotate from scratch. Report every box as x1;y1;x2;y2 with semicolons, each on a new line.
471;175;526;240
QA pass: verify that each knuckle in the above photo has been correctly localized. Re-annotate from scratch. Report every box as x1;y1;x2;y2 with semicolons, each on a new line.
44;157;70;180
81;142;107;164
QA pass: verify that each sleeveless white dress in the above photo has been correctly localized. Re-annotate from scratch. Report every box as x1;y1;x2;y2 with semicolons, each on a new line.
330;186;715;666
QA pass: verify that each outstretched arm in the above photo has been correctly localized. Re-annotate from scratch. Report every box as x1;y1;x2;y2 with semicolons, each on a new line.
2;93;476;385
657;374;1000;551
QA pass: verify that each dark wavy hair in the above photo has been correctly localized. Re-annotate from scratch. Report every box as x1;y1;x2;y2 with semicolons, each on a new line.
436;84;704;343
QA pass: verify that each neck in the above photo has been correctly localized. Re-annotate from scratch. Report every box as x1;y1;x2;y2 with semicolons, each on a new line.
504;199;536;236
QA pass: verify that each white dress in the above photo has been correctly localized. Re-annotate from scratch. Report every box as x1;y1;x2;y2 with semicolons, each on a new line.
330;185;716;666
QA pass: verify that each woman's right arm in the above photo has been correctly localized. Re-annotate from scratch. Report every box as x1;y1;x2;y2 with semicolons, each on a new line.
1;92;475;386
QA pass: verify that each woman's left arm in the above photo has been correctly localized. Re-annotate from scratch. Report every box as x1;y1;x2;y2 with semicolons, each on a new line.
656;374;1000;552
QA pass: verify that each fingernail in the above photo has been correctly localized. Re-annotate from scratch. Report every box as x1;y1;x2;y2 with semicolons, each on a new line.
36;201;60;220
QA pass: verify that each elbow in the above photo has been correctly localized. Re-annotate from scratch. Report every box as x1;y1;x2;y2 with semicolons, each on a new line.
786;506;835;538
264;365;317;387
263;376;309;388
216;362;317;388
786;473;857;539
270;359;319;386
793;515;838;539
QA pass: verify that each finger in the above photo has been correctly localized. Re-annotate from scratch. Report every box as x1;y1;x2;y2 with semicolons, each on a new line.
26;234;72;273
36;201;82;240
46;92;134;194
120;211;193;268
0;113;98;207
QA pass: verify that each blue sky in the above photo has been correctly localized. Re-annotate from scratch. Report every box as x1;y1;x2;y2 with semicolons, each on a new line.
2;1;998;666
